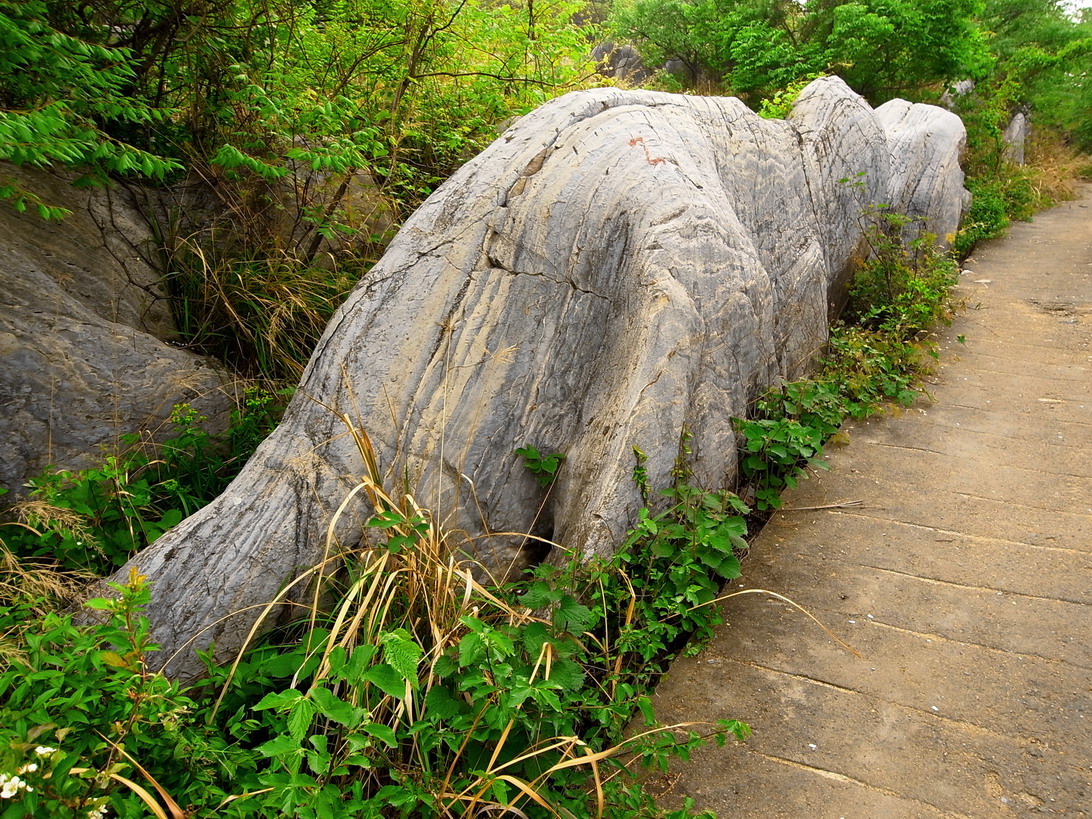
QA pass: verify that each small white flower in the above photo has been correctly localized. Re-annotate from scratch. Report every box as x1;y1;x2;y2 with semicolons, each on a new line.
0;774;31;798
34;746;57;756
88;804;110;819
15;762;37;774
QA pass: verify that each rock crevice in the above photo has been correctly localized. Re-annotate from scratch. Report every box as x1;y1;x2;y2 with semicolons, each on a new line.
99;77;968;676
0;165;234;497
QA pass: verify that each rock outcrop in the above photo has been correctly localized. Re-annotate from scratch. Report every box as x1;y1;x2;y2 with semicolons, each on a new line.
592;41;654;85
1003;112;1028;166
876;98;971;246
0;164;233;497
104;77;968;677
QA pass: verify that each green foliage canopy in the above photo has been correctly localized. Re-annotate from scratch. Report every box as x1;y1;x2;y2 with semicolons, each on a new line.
807;0;991;99
980;0;1092;149
0;0;181;215
0;0;596;218
611;0;993;101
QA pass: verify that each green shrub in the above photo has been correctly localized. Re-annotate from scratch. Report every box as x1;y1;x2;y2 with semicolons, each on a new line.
0;571;247;817
184;436;748;817
955;178;1009;256
0;422;749;817
757;74;826;119
954;168;1042;258
736;208;959;510
847;216;959;337
1;390;286;574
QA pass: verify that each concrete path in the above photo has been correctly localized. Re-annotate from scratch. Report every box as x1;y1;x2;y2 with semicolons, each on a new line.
651;186;1092;817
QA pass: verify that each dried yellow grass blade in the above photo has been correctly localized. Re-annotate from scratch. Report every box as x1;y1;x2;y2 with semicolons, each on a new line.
215;788;275;809
488;774;557;814
309;479;372;637
106;774;171;819
202;558;338;720
689;588;862;658
97;733;186;819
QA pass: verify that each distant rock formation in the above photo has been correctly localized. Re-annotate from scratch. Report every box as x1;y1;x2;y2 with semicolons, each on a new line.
592;41;653;84
103;77;968;677
0;164;233;497
940;78;1027;169
1003;112;1028;166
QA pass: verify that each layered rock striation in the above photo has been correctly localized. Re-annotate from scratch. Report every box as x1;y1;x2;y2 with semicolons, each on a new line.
0;165;233;498
102;77;968;675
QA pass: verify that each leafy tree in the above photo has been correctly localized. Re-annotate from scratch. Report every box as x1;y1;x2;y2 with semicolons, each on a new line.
0;0;181;216
979;0;1092;148
2;0;595;223
610;0;727;83
610;0;992;102
805;0;991;100
981;0;1080;57
611;0;812;89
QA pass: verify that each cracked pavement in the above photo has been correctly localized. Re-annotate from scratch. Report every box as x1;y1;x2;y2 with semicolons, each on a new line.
650;185;1092;817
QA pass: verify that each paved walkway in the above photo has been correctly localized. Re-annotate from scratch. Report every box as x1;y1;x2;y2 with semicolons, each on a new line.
651;186;1092;817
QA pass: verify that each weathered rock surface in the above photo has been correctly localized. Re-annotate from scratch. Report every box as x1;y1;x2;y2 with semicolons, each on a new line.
1003;111;1028;166
0;164;233;496
106;77;969;677
876;98;971;246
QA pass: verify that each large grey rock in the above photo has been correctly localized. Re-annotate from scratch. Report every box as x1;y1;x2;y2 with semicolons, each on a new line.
106;78;969;677
876;98;969;246
0;164;233;496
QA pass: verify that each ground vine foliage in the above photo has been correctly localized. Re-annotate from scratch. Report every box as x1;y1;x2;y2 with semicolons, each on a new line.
1;423;749;817
0;208;960;815
1;0;1087;814
0;389;287;576
735;213;961;511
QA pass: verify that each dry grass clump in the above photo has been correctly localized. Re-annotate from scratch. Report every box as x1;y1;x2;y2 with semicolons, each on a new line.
163;237;365;381
1024;128;1092;204
0;513;96;667
0;503;95;606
